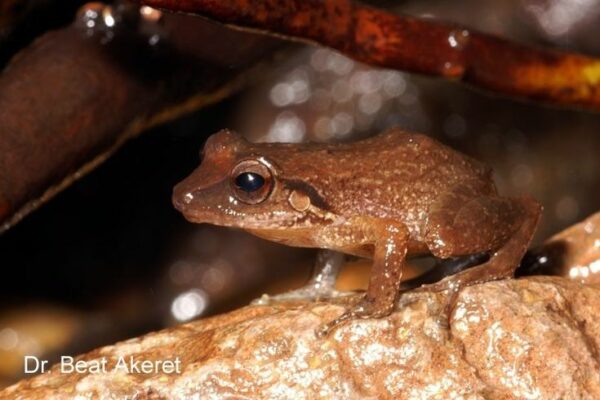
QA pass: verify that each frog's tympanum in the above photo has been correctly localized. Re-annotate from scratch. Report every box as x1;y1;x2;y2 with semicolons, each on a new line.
173;128;542;334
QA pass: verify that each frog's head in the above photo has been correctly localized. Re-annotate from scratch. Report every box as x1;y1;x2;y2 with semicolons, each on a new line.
173;130;336;231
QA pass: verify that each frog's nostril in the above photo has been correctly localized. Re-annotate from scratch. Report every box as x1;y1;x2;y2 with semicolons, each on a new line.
174;193;192;209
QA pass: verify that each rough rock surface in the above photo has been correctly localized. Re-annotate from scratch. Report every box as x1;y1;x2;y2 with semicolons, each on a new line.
2;277;600;399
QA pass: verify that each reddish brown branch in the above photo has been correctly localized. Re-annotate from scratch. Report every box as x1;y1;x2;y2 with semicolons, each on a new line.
137;0;600;111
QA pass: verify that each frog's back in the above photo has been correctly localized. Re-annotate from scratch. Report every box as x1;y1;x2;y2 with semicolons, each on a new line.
355;128;491;182
244;127;495;222
320;128;497;220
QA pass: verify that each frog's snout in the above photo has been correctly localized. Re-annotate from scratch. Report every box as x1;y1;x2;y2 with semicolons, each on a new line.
172;180;193;214
171;183;186;212
172;174;226;224
172;159;239;224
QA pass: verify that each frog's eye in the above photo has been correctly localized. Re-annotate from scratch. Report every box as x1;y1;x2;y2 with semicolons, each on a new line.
235;173;265;192
230;160;274;204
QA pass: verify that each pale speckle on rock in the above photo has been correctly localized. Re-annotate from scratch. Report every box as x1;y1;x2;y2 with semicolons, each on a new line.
2;277;600;399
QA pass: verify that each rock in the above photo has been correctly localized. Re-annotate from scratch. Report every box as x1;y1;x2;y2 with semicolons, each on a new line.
523;211;600;284
2;277;600;399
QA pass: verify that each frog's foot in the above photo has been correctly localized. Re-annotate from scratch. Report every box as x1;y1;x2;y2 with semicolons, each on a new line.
316;295;393;337
410;267;485;295
412;248;528;319
252;283;345;306
254;249;345;305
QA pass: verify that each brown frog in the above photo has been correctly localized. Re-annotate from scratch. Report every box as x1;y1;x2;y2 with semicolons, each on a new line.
173;128;542;334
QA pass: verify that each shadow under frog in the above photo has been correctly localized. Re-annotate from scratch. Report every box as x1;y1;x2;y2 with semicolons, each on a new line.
173;128;542;335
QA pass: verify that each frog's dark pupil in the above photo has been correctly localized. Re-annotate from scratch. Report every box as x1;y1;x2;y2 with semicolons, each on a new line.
235;172;265;192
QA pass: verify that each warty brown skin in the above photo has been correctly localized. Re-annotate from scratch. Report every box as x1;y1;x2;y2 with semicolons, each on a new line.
173;128;542;334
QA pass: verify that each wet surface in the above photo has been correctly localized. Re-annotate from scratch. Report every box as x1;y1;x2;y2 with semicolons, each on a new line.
4;277;600;399
520;211;600;284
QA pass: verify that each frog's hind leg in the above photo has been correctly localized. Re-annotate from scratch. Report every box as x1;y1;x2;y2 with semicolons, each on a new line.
253;250;345;305
420;196;542;298
399;252;489;291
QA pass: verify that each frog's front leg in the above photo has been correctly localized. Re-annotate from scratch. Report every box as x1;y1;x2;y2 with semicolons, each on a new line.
317;219;409;337
253;250;345;304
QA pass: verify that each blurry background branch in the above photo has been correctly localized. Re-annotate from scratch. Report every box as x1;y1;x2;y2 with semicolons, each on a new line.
137;0;600;112
0;3;281;232
0;0;84;66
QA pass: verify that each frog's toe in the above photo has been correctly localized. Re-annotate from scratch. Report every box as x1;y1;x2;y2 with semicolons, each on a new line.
412;278;455;294
316;310;353;338
251;293;272;306
316;296;393;337
252;284;349;306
